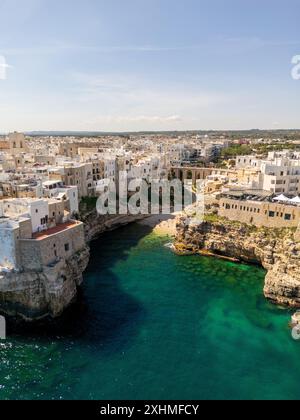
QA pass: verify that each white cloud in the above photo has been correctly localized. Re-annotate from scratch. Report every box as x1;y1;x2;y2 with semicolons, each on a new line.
66;72;233;131
70;72;231;108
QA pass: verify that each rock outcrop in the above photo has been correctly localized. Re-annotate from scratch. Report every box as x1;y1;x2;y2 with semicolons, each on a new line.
175;216;300;307
0;208;148;322
81;209;148;242
0;246;90;321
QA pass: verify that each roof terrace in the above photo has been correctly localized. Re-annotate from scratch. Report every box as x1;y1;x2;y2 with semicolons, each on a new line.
32;220;81;241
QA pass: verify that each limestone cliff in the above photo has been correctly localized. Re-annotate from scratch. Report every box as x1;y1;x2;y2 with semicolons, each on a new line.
81;209;147;242
0;246;90;321
175;216;300;307
0;208;148;322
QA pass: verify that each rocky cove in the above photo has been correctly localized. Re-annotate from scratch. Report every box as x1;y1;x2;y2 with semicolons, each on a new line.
0;209;148;323
2;204;300;324
175;215;300;307
80;208;148;242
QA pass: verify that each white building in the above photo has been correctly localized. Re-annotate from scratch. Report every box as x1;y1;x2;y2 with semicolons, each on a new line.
104;158;116;181
0;198;49;233
43;181;79;214
0;219;23;270
235;155;261;169
260;158;300;195
236;151;300;195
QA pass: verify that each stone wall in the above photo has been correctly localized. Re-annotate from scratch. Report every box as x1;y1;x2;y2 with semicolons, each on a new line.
219;197;300;228
19;222;86;270
18;240;43;271
19;218;32;239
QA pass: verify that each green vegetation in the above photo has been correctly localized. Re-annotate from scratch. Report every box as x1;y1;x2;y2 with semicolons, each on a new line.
79;196;98;214
214;142;300;169
219;142;300;161
220;145;254;158
204;213;220;223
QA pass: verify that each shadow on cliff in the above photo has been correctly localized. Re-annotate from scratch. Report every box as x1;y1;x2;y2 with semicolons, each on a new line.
11;222;155;354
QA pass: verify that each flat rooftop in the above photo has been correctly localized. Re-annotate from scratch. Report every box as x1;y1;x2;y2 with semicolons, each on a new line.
221;189;273;202
32;220;81;241
43;180;62;186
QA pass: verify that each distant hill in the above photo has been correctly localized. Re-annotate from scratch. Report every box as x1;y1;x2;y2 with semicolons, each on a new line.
24;129;300;139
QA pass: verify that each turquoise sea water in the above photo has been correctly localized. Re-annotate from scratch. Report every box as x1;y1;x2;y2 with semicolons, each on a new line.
0;223;299;400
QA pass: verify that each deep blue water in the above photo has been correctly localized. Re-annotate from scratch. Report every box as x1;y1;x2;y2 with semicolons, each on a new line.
0;223;299;400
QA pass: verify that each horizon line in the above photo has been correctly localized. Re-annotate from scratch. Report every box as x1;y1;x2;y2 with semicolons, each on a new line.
1;128;300;136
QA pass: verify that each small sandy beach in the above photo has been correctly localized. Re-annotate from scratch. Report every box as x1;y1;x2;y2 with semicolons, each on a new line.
137;213;179;237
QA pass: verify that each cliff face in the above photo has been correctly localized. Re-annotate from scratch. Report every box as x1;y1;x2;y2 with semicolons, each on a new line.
175;216;300;307
0;208;147;322
81;210;147;242
0;246;90;321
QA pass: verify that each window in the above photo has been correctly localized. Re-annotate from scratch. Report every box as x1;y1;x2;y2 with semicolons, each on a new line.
284;214;291;221
64;243;70;252
269;211;275;218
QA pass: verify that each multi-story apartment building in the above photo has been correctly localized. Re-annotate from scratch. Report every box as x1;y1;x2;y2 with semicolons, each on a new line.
236;151;300;195
48;163;93;198
0;199;85;272
0;198;51;233
259;158;300;195
218;189;300;228
104;158;117;181
42;181;79;214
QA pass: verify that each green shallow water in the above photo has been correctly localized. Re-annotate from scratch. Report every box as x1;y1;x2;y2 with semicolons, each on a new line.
0;223;299;400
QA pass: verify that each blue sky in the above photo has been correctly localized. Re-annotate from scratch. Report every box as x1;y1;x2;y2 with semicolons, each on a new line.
0;0;299;132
